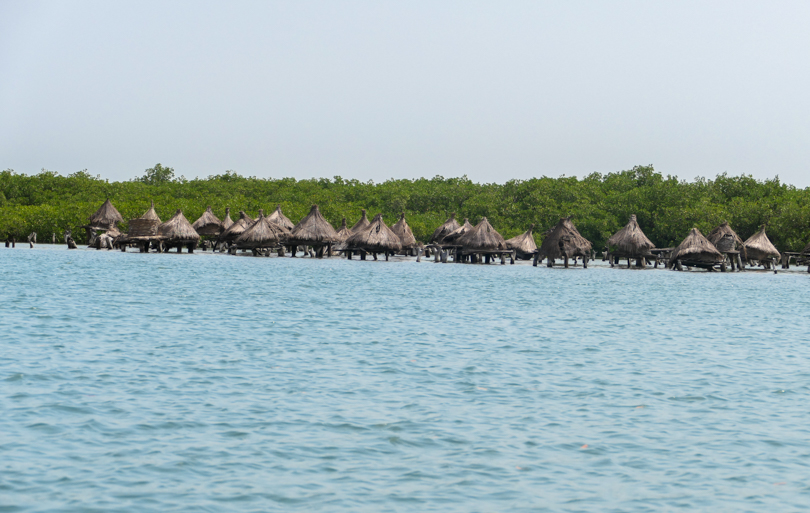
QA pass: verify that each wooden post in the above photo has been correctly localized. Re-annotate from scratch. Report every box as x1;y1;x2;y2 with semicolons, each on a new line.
533;252;540;267
564;256;569;268
510;251;515;264
583;256;589;269
674;259;683;271
416;248;421;262
347;249;352;259
547;257;553;268
441;251;448;263
485;254;491;264
360;251;366;260
736;253;743;271
434;250;440;262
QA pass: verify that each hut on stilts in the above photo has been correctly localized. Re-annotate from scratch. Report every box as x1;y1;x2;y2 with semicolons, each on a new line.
219;211;254;248
391;213;419;255
707;222;744;271
455;217;512;264
85;199;124;245
118;200;161;252
234;210;288;256
430;213;460;244
505;224;537;260
345;214;402;260
267;205;295;232
332;218;352;253
533;217;592;268
605;214;656;268
350;209;371;234
286;205;339;258
157;210;201;253
668;228;724;271
741;226;780;269
192;206;224;248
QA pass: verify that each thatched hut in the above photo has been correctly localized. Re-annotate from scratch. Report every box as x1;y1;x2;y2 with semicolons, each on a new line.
119;201;161;251
140;200;161;223
456;217;506;251
707;222;743;253
505;224;537;259
287;205;338;257
158;209;201;252
430;213;461;244
235;210;287;252
335;218;351;242
534;217;593;268
742;227;780;267
350;209;371;234
222;208;234;231
267;205;295;231
606;214;655;267
345;213;402;260
442;218;474;244
192;206;223;237
88;199;123;230
391;213;418;250
668;228;724;270
219;211;254;243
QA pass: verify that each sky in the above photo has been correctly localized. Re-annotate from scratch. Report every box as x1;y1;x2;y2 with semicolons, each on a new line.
1;0;809;186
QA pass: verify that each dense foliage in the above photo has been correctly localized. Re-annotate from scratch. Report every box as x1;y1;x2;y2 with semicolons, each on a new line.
2;164;809;250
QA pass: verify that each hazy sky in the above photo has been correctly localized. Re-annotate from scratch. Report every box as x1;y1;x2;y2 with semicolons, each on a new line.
2;1;809;186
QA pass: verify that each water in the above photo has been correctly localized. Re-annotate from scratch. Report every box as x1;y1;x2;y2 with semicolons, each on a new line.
2;246;809;512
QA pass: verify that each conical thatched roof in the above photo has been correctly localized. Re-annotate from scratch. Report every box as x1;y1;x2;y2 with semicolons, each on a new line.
192;206;223;236
335;218;352;242
442;218;474;244
391;213;417;248
158;210;200;242
430;213;461;243
350;209;371;234
140;200;161;222
267;205;295;231
707;222;743;253
536;217;592;260
346;213;402;253
89;199;123;228
505;224;537;255
235;210;287;248
742;227;780;261
222;208;234;230
669;228;723;267
607;214;655;256
287;205;338;245
220;211;254;241
456;217;506;251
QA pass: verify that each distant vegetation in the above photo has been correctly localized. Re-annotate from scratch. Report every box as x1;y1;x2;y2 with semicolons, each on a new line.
2;164;809;250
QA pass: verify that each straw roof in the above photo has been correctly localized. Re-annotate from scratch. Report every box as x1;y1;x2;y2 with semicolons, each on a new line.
222;208;234;230
607;214;655;256
442;218;474;244
335;218;352;242
505;224;537;255
742;226;780;261
192;206;223;236
88;199;123;228
235;210;287;248
707;222;743;253
287;205;338;245
140;200;161;222
267;205;295;231
669;228;723;266
350;209;371;233
536;217;593;260
158;210;201;242
430;213;461;243
220;211;254;241
456;217;506;251
346;213;402;253
391;213;417;248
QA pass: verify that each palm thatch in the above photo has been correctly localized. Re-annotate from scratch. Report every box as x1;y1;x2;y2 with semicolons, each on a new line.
668;228;723;267
88;199;123;229
505;224;537;257
222;208;234;231
267;205;295;231
140;200;161;222
707;222;743;253
192;206;223;236
742;227;780;261
158;210;201;242
335;218;352;242
391;213;418;249
287;205;338;246
430;213;461;243
125;200;161;238
350;209;371;234
220;211;254;242
536;217;593;261
442;218;474;244
346;214;402;253
456;217;506;251
607;214;655;256
235;210;287;248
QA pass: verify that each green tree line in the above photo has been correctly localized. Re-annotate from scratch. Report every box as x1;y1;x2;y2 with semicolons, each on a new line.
2;164;809;250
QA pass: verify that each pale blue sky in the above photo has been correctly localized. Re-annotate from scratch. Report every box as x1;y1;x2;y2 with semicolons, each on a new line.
2;1;809;185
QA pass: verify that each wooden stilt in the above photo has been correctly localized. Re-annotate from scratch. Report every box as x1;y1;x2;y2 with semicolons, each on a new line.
347;249;352;260
532;252;540;267
547;257;553;268
583;256;589;269
564;256;569;268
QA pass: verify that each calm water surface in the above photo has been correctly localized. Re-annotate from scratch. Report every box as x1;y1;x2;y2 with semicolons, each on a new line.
2;246;809;512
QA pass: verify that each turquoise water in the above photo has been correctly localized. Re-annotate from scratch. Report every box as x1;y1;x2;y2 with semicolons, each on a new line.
2;246;810;512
